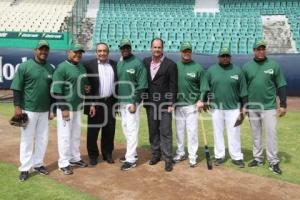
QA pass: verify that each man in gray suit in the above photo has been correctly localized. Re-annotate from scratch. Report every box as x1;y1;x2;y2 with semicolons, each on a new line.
143;38;178;172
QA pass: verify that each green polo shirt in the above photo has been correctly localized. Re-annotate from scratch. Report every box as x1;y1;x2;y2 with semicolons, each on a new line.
243;58;287;110
176;60;205;106
51;60;89;111
117;55;148;104
201;63;247;110
10;59;54;112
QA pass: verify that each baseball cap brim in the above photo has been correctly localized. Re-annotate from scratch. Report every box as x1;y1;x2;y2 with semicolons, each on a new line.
71;48;85;53
181;47;192;51
253;40;267;49
120;43;131;49
36;40;50;49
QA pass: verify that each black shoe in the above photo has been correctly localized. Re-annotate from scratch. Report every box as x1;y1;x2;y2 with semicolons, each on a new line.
59;166;73;175
119;155;138;163
121;162;137;171
19;171;29;182
89;158;98;166
269;163;282;175
70;160;88;168
149;157;161;165
232;160;245;168
165;162;173;172
215;158;225;166
104;155;115;164
248;160;263;167
33;166;49;175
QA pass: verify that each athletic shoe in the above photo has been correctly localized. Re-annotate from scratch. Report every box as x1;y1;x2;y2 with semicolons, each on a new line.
33;166;49;175
120;162;136;171
70;160;88;168
173;154;186;163
232;159;245;168
59;166;73;175
215;158;225;166
189;159;198;168
248;160;263;167
19;171;29;182
269;163;282;175
119;155;138;163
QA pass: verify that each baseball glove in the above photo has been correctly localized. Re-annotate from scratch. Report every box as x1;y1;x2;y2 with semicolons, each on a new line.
9;113;29;127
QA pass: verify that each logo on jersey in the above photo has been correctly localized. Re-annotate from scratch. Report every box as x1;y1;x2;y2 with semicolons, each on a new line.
187;72;196;78
47;74;52;79
264;69;274;75
126;69;135;74
230;75;239;80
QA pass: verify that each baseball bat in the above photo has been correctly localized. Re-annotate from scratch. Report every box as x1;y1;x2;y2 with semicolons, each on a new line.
199;113;213;170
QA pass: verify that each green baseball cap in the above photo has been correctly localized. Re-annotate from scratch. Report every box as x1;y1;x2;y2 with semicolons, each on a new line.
180;41;193;51
119;38;132;48
219;47;231;56
69;43;85;52
253;39;267;49
36;40;49;49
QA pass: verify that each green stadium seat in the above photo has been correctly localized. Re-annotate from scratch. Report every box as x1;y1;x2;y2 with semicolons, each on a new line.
92;0;300;53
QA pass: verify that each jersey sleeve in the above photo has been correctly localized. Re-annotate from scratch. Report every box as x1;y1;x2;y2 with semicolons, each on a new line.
51;66;65;95
200;69;211;101
82;67;90;86
274;64;287;88
10;63;26;91
239;70;248;98
133;61;148;103
197;66;205;100
242;64;249;83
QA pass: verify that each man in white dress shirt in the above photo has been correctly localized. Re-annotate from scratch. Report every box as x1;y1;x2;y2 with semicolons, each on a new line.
83;43;118;165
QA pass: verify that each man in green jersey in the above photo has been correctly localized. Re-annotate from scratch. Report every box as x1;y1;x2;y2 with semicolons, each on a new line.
173;41;205;167
201;47;247;168
116;38;148;171
11;40;55;181
243;40;287;175
51;44;90;175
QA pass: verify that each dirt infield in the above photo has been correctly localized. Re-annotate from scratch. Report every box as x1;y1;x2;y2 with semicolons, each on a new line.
1;116;300;200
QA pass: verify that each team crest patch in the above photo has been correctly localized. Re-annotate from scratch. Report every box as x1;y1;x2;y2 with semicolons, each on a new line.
230;75;239;80
187;72;196;78
126;69;135;74
264;69;274;75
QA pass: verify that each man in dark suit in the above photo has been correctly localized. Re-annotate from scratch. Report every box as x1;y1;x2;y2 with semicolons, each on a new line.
83;42;118;166
143;38;178;172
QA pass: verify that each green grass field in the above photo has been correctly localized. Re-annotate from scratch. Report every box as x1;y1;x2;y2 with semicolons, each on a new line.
0;162;98;200
1;102;300;199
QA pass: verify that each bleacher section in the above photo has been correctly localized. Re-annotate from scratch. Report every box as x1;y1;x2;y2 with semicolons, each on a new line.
0;0;78;49
93;0;300;54
220;0;300;53
0;0;75;32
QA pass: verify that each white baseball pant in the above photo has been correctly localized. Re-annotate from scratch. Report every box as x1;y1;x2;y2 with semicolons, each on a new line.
19;111;49;172
120;104;140;163
56;109;82;168
211;109;244;160
175;105;199;162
